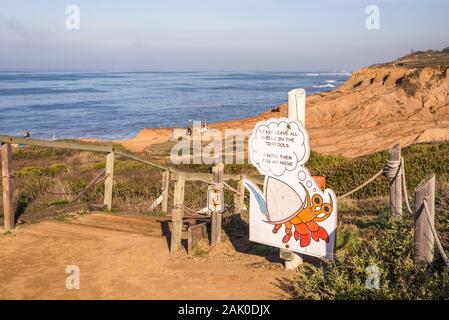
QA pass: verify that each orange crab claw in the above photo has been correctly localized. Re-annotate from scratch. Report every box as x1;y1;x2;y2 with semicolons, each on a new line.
299;233;311;247
305;221;320;232
311;226;329;242
293;223;308;241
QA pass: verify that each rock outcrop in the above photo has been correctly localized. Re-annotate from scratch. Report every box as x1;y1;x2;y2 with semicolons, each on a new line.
257;48;449;157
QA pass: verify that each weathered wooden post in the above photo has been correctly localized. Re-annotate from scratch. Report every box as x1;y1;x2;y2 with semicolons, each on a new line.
170;172;185;252
170;206;183;252
283;88;306;270
233;175;245;215
388;144;402;218
161;170;170;213
414;174;435;264
211;163;224;245
173;172;185;207
1;143;14;230
103;151;115;211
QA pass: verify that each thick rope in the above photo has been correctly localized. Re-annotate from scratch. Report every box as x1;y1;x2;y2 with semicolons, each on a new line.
337;157;403;200
338;169;384;199
337;155;448;267
400;158;414;215
384;159;402;179
1;171;15;179
378;157;414;214
423;199;449;267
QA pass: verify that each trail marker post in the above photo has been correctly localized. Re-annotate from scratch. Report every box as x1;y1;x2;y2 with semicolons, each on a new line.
210;163;224;245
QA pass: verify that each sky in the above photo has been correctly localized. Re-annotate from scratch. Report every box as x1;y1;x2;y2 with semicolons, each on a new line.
0;0;448;71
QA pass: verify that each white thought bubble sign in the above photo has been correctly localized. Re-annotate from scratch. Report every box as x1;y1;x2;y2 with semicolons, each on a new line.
249;118;310;176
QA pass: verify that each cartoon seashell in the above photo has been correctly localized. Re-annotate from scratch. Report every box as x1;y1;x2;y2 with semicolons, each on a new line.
263;177;306;224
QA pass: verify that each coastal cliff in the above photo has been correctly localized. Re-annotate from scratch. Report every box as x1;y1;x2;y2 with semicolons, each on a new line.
257;48;449;156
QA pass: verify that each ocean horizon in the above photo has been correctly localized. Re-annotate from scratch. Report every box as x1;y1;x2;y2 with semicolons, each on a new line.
0;71;350;140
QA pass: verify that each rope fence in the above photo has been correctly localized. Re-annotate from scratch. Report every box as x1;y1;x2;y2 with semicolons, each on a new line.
337;168;384;199
1;138;448;266
335;147;448;267
423;199;449;267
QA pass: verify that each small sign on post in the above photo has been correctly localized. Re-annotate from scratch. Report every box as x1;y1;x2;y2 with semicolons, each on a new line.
207;186;224;213
210;163;224;245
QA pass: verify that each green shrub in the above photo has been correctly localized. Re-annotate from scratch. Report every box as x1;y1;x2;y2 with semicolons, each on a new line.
48;199;69;206
280;216;449;299
307;141;449;201
16;166;44;177
47;163;67;176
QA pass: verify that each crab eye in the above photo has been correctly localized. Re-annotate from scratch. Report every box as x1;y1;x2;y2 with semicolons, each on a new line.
323;204;331;213
312;195;322;205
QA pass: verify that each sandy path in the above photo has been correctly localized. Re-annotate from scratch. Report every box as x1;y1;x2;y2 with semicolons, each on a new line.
0;213;286;300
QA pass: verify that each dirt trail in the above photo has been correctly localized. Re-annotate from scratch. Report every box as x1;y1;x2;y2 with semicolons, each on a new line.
0;213;286;300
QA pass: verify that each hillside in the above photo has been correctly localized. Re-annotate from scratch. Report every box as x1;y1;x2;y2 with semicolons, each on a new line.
305;48;449;156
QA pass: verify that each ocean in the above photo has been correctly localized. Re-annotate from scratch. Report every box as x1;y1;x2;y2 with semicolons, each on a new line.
0;71;349;140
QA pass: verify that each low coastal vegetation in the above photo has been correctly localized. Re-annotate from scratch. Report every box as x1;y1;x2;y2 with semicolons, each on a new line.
280;214;449;299
1;141;448;299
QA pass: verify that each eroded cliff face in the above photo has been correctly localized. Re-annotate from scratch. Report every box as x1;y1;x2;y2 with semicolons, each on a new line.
299;65;449;156
308;67;449;127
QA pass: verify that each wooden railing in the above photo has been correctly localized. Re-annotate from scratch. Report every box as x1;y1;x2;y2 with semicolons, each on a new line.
0;135;260;232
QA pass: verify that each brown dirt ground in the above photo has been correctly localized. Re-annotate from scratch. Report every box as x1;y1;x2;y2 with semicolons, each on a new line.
0;213;287;300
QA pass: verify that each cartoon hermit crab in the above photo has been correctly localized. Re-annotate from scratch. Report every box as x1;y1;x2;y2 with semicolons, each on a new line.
245;177;334;248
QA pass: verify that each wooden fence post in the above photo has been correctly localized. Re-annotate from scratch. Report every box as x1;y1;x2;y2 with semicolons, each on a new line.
170;206;183;252
414;174;435;264
161;170;170;213
171;173;185;252
389;144;402;218
1;143;14;230
234;175;245;215
104;151;115;211
173;172;185;207
211;163;224;245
